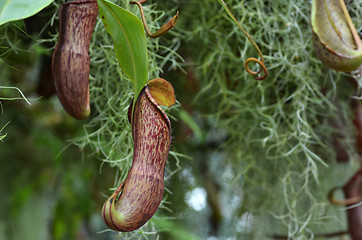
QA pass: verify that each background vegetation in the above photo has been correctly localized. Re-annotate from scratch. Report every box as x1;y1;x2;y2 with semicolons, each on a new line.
0;0;361;239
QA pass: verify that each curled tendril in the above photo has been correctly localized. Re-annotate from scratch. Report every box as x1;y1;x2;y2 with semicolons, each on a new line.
244;57;268;81
130;0;179;38
217;0;267;80
328;187;362;206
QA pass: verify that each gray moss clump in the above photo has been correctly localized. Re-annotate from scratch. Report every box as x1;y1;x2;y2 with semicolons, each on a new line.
176;0;361;238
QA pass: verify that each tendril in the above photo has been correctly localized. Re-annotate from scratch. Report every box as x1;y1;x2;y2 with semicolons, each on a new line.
245;58;268;81
328;187;362;206
130;0;179;38
217;0;267;80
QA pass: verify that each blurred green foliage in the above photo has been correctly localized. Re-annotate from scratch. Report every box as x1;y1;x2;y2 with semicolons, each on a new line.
1;0;362;240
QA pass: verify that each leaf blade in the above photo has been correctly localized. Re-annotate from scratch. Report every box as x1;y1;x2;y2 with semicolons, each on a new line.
97;0;148;99
0;0;54;26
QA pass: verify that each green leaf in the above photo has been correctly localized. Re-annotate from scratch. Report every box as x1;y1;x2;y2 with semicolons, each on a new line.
97;0;148;100
0;0;54;26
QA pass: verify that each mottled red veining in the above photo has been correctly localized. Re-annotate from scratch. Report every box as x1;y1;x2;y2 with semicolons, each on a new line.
52;0;98;119
102;86;171;232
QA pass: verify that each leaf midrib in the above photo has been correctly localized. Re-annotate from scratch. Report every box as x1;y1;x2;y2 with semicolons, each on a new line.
103;1;138;85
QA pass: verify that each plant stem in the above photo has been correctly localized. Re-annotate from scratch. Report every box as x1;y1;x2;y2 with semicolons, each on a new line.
217;0;267;80
130;0;179;38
